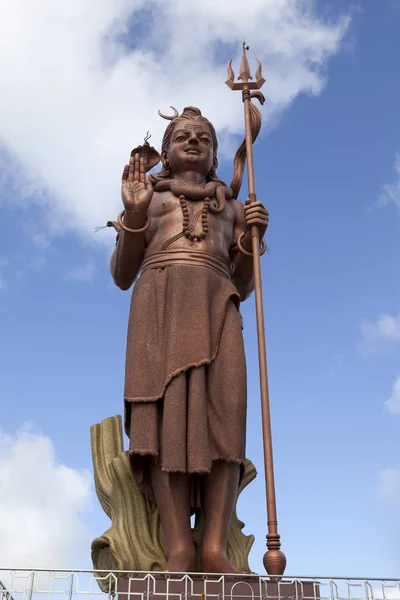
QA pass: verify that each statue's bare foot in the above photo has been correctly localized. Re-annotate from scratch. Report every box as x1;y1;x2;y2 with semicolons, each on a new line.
201;550;239;574
166;548;196;573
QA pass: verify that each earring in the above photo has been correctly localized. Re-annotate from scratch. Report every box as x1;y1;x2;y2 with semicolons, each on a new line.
209;165;216;177
163;160;169;170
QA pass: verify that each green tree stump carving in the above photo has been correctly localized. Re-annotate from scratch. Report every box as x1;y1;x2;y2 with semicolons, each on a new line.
91;415;256;583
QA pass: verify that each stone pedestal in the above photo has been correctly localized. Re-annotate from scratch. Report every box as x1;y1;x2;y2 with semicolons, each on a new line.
117;575;319;600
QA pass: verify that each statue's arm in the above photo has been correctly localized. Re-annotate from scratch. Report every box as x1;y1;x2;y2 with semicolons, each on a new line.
110;221;146;291
230;198;269;301
110;154;154;291
230;200;255;301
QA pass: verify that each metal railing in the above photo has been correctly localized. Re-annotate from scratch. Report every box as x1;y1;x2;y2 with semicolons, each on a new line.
0;570;398;600
0;579;15;600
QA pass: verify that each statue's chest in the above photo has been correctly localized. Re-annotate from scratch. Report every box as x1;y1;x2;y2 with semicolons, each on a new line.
149;191;183;218
149;191;234;227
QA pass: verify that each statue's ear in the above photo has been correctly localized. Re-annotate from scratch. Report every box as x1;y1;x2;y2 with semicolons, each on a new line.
209;156;218;176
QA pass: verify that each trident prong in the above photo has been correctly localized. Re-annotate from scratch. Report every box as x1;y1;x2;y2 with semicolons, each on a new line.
225;43;265;90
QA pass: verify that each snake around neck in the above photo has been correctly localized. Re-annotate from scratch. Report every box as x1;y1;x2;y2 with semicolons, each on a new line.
154;179;233;214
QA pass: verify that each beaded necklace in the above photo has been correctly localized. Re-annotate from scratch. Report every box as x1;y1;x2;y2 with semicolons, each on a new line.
153;180;233;250
179;195;210;242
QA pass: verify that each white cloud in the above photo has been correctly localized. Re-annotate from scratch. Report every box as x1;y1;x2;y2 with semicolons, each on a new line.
385;376;400;416
32;232;52;250
0;0;349;241
379;154;400;212
360;312;400;354
378;468;400;506
65;260;96;283
0;426;92;567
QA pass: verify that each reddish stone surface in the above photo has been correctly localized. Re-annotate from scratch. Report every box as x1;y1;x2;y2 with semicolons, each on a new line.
118;575;320;600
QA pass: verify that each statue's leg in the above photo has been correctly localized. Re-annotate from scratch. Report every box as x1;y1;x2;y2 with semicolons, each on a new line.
150;459;196;572
200;461;240;573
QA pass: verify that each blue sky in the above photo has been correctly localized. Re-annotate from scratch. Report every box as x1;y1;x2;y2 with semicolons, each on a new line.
1;0;400;577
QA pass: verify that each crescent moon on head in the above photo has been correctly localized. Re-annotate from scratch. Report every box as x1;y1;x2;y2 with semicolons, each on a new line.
158;106;179;120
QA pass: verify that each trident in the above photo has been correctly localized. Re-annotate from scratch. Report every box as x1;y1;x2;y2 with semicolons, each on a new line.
226;43;287;578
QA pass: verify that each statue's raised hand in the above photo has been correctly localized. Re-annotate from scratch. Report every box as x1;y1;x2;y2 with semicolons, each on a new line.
121;153;154;214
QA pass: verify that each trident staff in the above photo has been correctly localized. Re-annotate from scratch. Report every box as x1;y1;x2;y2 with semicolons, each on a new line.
226;43;287;577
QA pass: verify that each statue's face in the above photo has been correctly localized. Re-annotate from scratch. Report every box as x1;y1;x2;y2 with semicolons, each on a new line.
166;119;215;176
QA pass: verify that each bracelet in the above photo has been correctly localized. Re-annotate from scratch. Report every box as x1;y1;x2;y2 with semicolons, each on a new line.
117;210;151;234
237;232;267;257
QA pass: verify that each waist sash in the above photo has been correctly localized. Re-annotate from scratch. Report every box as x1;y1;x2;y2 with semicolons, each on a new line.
141;250;232;280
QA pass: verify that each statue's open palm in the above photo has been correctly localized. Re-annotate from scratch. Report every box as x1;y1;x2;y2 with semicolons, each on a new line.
121;153;154;213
